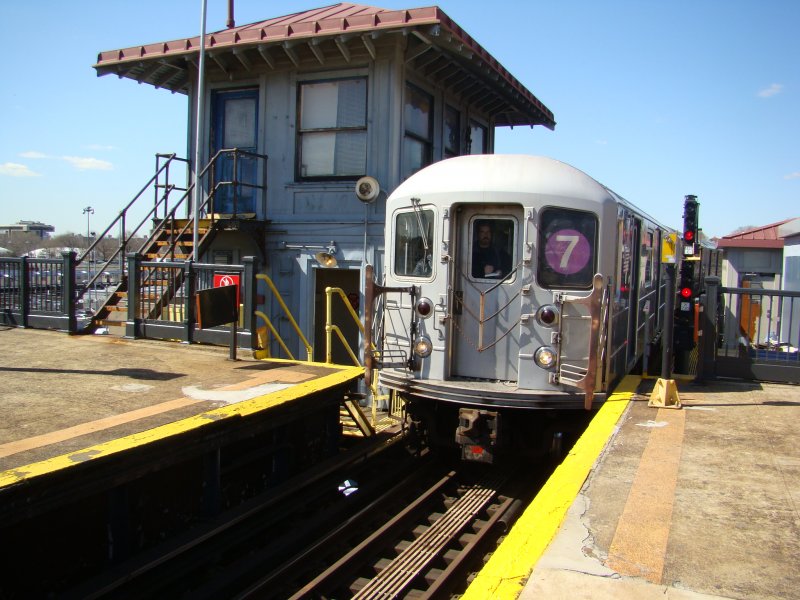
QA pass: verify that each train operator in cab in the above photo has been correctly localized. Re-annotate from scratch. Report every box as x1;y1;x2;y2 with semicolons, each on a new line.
472;221;511;279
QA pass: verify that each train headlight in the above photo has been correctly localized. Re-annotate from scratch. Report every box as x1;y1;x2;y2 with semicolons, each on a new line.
534;346;557;370
413;335;433;358
415;297;434;319
535;304;560;327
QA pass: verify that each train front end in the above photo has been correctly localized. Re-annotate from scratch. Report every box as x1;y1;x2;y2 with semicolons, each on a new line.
366;155;617;462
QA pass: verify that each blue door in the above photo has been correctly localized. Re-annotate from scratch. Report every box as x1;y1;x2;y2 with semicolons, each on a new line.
211;89;259;216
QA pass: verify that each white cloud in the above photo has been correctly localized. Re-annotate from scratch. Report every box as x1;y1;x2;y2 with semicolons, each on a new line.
757;83;783;98
784;172;800;180
60;156;114;171
19;150;49;159
0;162;41;177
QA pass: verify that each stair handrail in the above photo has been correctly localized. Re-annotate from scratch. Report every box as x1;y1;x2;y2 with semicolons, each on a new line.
140;148;268;262
80;148;268;278
76;154;189;299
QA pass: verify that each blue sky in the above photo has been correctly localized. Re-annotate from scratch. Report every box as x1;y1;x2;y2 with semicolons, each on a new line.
1;0;797;239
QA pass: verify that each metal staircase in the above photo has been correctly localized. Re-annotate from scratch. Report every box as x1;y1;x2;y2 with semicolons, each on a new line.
78;149;268;334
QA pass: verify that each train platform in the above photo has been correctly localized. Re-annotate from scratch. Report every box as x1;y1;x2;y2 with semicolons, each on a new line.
465;375;800;600
0;326;363;481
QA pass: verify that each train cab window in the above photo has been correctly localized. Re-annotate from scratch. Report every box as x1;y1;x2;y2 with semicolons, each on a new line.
394;209;435;278
537;208;598;289
470;218;515;281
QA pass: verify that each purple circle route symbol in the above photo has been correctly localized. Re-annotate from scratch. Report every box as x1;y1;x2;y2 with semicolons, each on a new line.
545;229;591;275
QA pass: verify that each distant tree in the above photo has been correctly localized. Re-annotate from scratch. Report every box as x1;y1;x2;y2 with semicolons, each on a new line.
95;236;120;262
47;233;85;252
3;232;42;256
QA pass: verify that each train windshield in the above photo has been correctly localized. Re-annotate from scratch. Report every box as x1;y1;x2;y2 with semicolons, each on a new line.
537;208;598;289
394;209;435;278
470;218;515;281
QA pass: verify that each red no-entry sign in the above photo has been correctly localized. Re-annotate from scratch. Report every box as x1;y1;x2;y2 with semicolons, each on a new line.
213;273;240;305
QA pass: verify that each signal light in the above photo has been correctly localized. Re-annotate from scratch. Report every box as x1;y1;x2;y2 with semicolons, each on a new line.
678;260;696;302
682;195;699;250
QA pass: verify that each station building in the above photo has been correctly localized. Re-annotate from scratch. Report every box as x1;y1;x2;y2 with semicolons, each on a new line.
93;3;555;358
0;221;55;240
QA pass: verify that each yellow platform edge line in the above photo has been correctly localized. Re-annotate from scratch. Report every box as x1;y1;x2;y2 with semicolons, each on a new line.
462;375;640;600
0;364;363;488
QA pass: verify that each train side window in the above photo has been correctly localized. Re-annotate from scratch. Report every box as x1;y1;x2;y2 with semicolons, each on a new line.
642;230;654;287
537;208;598;289
394;209;435;278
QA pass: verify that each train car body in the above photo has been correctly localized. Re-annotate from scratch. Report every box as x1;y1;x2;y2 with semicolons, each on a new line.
366;155;672;462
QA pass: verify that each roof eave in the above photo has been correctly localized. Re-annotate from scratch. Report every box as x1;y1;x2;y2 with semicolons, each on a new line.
92;4;555;129
716;239;784;249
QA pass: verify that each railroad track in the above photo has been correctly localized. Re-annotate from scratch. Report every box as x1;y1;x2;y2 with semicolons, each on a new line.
66;428;413;598
248;464;530;599
67;432;538;599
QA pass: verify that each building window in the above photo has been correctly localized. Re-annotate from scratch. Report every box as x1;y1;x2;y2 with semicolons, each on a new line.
403;83;433;179
298;78;367;179
468;120;487;154
444;105;461;158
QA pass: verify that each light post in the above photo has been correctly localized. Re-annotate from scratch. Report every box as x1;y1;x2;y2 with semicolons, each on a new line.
83;206;94;309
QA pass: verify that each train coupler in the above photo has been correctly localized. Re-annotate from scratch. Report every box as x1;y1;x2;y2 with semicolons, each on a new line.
456;408;500;464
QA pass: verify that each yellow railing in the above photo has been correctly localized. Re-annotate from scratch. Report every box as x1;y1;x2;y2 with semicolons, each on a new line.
250;277;393;428
325;286;384;425
254;274;313;362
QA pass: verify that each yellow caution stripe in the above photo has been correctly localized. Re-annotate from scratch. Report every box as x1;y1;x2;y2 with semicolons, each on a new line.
462;375;640;600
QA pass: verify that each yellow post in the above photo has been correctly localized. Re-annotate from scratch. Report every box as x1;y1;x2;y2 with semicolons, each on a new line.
648;378;682;409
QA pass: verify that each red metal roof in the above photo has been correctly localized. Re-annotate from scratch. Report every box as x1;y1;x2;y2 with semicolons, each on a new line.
716;219;794;249
93;3;555;129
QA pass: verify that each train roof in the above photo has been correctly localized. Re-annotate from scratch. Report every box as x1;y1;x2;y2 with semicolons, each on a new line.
389;155;668;229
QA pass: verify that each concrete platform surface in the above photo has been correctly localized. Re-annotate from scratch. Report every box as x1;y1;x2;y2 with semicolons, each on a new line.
466;376;799;600
0;327;361;475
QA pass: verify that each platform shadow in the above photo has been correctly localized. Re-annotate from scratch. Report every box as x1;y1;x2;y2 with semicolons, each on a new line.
0;366;184;380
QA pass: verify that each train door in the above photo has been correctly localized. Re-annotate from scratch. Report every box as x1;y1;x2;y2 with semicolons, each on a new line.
451;206;524;381
624;215;642;369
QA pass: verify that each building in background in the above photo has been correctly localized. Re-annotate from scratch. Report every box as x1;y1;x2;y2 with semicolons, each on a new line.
717;218;800;348
0;221;55;240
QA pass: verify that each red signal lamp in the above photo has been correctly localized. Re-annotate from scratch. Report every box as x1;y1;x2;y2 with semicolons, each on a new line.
684;230;694;242
680;287;693;298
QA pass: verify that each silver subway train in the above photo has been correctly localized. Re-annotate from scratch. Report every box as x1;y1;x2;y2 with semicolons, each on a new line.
365;155;673;462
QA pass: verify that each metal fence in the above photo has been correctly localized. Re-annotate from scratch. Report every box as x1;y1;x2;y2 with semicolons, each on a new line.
700;277;800;383
1;252;259;349
0;253;77;331
125;254;258;347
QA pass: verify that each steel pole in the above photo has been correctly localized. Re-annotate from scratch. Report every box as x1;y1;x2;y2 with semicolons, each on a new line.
193;0;208;257
661;263;676;379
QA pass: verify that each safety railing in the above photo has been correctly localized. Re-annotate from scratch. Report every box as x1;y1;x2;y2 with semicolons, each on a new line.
0;253;77;331
125;255;258;347
699;277;800;383
326;286;393;425
253;274;313;362
75;154;190;303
